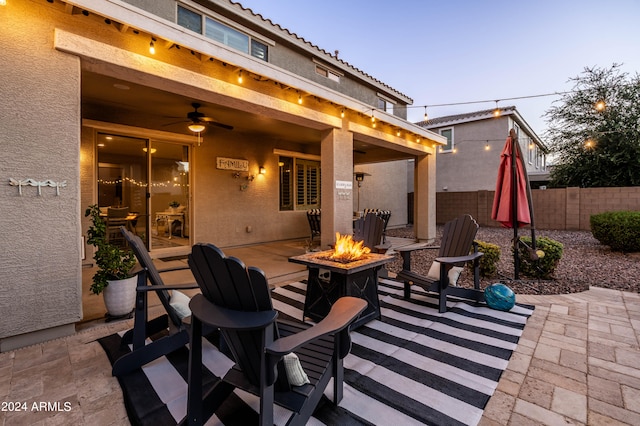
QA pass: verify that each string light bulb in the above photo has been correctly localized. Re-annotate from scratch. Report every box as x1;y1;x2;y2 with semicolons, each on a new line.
237;70;243;84
595;100;606;111
484;141;490;151
298;93;302;104
493;100;501;117
423;106;428;121
0;0;7;6
149;38;156;55
341;108;345;118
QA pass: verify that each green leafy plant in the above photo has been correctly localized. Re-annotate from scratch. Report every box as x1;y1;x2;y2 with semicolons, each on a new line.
169;200;180;208
591;211;640;252
85;204;136;295
515;236;563;279
473;240;501;278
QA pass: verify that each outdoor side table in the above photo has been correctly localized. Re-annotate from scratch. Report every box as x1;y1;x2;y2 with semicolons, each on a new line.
289;250;394;328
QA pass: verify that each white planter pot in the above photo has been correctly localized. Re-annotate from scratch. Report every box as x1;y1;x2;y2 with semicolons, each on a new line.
103;276;137;317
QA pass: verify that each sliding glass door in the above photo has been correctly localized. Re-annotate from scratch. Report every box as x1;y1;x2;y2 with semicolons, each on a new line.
97;133;190;250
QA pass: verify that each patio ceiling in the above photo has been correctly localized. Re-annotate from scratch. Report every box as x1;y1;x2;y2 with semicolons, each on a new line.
81;71;415;164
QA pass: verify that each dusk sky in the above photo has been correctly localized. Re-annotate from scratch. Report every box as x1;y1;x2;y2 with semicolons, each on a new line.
236;0;640;139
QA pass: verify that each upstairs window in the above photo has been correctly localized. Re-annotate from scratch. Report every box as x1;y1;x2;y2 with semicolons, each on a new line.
315;64;341;83
439;128;454;152
377;97;394;114
177;5;202;33
177;4;268;61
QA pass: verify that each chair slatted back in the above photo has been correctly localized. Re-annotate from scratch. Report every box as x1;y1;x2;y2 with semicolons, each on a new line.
438;214;479;263
120;227;182;327
353;213;385;250
307;209;321;240
189;243;276;387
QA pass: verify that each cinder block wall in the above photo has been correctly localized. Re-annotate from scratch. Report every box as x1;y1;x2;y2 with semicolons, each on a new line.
436;187;640;231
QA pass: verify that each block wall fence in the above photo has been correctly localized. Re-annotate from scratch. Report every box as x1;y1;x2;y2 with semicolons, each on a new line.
435;187;640;231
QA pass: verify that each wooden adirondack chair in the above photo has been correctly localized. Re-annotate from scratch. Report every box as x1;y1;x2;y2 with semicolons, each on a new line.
395;214;485;313
184;243;367;426
111;226;201;376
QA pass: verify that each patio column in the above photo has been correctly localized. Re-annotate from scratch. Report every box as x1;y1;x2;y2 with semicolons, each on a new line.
320;128;353;248
414;153;436;242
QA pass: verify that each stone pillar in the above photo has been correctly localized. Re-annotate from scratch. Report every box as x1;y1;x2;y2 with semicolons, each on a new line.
320;128;353;248
414;153;436;242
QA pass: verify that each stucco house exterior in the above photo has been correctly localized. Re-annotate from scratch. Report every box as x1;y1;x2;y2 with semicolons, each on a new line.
0;0;445;351
418;106;548;192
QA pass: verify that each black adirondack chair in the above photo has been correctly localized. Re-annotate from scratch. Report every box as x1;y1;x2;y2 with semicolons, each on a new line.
306;209;321;243
184;243;367;426
111;226;200;376
363;208;392;242
395;214;485;313
353;212;389;253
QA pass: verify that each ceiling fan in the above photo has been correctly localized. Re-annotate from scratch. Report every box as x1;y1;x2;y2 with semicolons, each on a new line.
165;102;233;132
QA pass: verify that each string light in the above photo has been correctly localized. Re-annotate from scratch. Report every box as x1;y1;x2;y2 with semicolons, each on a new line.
595;100;606;111
484;141;490;151
149;38;156;55
237;70;243;84
423;106;428;121
341;108;345;118
493;100;501;117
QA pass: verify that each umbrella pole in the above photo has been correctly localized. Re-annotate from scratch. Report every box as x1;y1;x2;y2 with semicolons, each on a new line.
513;131;538;253
510;130;520;280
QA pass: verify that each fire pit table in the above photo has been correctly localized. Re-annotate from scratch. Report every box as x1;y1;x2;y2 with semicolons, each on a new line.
289;250;394;328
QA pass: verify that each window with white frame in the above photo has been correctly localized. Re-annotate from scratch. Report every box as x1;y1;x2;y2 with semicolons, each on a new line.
279;157;321;211
377;97;394;114
439;128;454;152
315;64;341;83
177;5;268;61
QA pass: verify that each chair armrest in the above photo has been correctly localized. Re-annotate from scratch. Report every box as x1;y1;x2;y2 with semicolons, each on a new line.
188;294;277;330
435;251;484;265
136;282;199;292
266;297;367;356
156;264;190;273
395;243;439;253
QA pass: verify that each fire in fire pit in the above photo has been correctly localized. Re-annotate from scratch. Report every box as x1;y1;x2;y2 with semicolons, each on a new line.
329;232;370;263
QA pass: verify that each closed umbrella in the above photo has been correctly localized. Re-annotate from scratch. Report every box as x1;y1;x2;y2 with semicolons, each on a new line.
492;129;537;279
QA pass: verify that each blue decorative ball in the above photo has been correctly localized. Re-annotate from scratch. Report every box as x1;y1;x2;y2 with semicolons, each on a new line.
485;283;516;311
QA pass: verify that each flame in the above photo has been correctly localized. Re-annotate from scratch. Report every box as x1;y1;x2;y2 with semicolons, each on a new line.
330;232;370;262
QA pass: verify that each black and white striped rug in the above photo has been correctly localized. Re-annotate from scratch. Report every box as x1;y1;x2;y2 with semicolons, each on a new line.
100;279;534;425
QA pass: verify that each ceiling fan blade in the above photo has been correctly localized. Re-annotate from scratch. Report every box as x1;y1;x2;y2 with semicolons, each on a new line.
208;121;234;130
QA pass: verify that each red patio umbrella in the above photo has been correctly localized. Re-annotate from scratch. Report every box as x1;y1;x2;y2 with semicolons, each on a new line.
491;129;537;279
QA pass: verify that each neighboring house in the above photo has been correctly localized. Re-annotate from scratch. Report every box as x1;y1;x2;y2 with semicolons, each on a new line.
417;106;548;192
0;0;444;350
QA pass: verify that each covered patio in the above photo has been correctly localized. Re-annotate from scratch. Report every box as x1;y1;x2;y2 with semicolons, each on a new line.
3;237;639;424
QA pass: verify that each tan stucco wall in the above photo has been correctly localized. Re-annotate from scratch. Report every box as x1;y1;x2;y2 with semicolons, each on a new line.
193;133;312;247
354;161;409;228
0;2;82;344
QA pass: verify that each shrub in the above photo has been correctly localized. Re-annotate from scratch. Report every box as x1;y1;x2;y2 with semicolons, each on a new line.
473;240;501;278
591;211;640;252
515;236;563;279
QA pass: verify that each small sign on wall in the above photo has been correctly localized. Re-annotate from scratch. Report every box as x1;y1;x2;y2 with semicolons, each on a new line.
335;180;353;189
217;157;249;171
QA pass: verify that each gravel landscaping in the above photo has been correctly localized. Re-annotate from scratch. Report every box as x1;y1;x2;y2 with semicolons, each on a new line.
385;225;640;295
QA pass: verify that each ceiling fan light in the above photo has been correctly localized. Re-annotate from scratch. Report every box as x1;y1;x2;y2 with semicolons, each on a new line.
188;123;206;133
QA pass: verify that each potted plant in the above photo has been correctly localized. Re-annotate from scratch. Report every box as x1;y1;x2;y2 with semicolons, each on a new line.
85;204;137;318
169;200;180;213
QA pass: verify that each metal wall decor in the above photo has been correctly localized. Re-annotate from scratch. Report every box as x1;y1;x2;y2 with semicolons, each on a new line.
9;178;67;196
